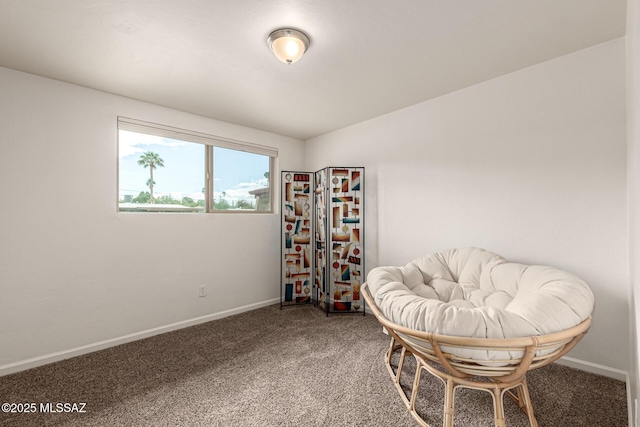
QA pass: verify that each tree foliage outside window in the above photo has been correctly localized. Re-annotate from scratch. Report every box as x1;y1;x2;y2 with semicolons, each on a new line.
137;151;164;203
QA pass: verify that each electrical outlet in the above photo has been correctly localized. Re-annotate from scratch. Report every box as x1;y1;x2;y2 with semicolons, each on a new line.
199;285;206;297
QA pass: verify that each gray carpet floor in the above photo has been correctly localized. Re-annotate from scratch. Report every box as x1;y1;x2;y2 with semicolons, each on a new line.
0;304;628;426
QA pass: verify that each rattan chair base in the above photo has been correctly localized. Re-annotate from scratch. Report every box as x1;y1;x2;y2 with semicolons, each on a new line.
385;337;538;427
362;282;590;427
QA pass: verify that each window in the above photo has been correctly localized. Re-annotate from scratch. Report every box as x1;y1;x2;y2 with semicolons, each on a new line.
118;130;206;212
117;117;276;213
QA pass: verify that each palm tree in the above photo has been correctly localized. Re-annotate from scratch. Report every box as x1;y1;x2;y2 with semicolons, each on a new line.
137;151;164;203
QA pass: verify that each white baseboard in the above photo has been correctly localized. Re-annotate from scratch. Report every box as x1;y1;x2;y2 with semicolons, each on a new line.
556;355;628;382
2;302;630;384
0;298;280;377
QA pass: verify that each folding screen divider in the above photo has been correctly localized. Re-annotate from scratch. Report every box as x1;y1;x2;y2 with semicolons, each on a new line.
281;168;365;316
281;171;314;307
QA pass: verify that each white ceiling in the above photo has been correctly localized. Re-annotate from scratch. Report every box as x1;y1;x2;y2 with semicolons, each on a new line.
0;1;627;140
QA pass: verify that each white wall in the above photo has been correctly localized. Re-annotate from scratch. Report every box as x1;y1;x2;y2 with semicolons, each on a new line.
0;66;305;373
306;39;628;374
0;37;628;382
628;0;640;419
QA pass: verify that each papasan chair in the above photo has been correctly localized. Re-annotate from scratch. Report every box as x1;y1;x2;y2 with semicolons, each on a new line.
363;247;594;427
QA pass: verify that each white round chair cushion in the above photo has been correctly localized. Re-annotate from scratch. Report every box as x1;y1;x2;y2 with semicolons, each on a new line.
367;248;594;343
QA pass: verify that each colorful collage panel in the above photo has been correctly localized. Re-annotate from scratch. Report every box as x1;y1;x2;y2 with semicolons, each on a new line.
327;167;364;312
281;171;313;306
314;169;327;309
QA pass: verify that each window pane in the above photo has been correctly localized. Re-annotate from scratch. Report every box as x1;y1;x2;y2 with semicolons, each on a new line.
118;130;205;212
213;147;271;211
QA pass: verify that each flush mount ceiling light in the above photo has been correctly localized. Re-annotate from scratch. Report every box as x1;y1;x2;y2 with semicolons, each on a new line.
267;28;310;64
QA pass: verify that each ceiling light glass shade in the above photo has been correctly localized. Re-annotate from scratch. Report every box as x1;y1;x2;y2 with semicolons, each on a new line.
267;28;310;64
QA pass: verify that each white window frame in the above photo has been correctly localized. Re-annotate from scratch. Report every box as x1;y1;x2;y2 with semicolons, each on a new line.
117;117;277;213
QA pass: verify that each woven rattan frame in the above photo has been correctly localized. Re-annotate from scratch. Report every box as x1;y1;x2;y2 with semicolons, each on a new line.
362;282;591;427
